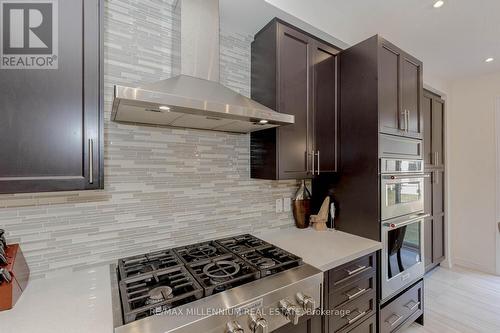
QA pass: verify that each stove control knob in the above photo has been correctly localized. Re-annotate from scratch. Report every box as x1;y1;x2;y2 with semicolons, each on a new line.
279;298;305;325
249;314;268;333
296;292;315;312
226;320;245;333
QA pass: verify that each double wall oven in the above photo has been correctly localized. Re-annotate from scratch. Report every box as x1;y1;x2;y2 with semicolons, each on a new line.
380;159;428;302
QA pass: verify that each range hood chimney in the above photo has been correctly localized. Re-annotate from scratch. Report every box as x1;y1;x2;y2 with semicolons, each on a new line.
111;0;294;133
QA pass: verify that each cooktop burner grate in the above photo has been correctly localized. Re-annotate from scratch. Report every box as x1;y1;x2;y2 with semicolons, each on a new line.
118;249;184;280
174;241;229;264
115;234;303;325
187;254;260;296
216;234;269;253
239;245;303;276
119;265;204;324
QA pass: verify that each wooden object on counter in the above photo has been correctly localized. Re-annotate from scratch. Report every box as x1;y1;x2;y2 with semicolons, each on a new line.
310;197;329;231
0;244;30;311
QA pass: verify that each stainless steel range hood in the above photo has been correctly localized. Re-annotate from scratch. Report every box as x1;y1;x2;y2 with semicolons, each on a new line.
111;0;294;133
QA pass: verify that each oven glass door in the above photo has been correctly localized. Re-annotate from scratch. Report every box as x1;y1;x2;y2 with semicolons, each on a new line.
381;217;425;301
381;175;424;221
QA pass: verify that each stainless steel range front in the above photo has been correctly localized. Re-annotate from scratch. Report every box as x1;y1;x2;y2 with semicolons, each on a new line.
111;234;323;333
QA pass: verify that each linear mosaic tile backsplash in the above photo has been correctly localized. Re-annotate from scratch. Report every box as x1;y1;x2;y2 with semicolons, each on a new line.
0;0;298;279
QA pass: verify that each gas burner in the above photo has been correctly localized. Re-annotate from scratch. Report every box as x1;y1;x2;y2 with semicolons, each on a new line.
118;249;183;280
257;258;276;269
239;245;302;276
187;245;217;259
188;254;260;296
139;265;154;275
146;286;174;315
203;260;241;284
118;265;204;324
174;242;229;264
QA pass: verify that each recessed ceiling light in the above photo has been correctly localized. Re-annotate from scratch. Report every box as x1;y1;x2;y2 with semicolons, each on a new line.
159;105;171;111
486;58;494;63
433;0;444;8
259;119;269;124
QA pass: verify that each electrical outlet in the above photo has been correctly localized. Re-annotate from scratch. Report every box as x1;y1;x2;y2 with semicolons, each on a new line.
275;198;283;213
283;197;291;212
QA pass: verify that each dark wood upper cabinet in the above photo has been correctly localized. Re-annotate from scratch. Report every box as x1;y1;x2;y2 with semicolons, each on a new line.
378;38;423;139
313;42;339;173
0;0;103;194
432;97;445;167
250;19;340;180
423;91;445;169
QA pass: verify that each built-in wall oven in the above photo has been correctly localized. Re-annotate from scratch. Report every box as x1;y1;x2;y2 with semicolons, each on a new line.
381;213;426;301
381;159;425;221
380;159;428;302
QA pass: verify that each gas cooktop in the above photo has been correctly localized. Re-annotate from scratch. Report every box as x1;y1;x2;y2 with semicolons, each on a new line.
111;234;322;333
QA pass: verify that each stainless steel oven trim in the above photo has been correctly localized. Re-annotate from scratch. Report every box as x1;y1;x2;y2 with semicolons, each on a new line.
381;216;426;302
380;158;424;174
381;174;425;221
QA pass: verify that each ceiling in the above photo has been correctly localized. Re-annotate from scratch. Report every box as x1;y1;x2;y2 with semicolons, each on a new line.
222;0;500;88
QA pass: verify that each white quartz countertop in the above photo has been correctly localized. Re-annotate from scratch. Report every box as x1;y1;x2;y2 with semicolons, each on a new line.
257;228;382;272
0;228;380;333
0;265;114;333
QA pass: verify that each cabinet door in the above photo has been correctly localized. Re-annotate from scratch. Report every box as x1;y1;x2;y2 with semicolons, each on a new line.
433;215;445;263
423;94;433;168
432;98;445;167
423;172;433;215
401;55;423;139
277;24;313;179
379;43;403;136
273;316;322;333
424;217;434;271
432;170;445;263
0;0;103;194
313;41;339;173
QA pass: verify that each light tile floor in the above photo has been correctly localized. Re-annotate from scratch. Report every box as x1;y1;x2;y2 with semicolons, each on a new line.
404;266;500;333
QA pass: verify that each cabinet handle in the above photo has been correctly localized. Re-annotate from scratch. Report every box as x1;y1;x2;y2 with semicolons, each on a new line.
434;151;440;166
89;139;94;184
385;313;403;327
345;287;366;300
316;150;320;175
345;264;366;276
406;110;410;132
311;151;315;175
400;111;406;131
404;300;420;312
346;309;366;325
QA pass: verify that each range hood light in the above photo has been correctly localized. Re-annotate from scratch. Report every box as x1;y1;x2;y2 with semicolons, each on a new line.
259;119;269;124
159;106;171;111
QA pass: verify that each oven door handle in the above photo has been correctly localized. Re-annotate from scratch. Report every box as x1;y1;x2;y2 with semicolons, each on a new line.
384;213;430;229
382;174;429;180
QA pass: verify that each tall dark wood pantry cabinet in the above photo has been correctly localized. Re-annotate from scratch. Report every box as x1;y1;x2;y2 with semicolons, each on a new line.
250;19;340;180
0;0;103;193
422;91;446;272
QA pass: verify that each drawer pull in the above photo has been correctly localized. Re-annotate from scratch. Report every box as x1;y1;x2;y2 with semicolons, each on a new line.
385;313;403;327
404;300;421;312
346;309;366;325
345;265;367;276
345;287;367;300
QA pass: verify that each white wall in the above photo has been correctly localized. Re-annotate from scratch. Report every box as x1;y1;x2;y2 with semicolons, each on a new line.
448;70;500;274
